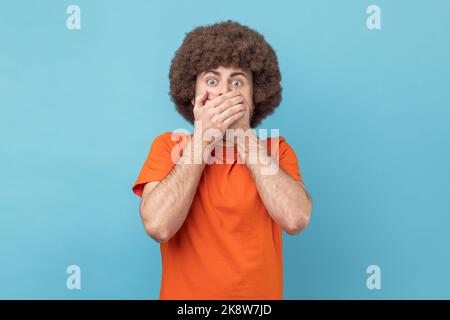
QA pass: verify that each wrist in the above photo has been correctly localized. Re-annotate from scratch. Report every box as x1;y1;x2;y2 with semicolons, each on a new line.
178;131;208;165
192;130;210;149
236;129;258;163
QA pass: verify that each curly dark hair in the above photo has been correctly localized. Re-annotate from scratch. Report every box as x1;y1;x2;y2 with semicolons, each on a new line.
169;20;282;128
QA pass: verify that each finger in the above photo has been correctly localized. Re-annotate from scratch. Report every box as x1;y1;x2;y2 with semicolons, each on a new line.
205;91;241;108
215;95;245;113
218;103;245;122
194;90;209;108
220;90;242;101
209;95;244;114
223;110;245;128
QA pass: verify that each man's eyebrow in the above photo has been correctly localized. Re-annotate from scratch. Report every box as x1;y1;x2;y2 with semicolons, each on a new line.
230;72;248;79
202;69;248;79
202;69;221;77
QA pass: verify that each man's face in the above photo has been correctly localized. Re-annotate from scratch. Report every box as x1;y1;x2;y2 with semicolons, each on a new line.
193;65;254;113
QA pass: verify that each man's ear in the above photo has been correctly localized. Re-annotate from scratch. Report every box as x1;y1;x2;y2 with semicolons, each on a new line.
191;98;195;106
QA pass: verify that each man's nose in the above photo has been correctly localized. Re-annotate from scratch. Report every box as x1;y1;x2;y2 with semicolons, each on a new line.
208;83;233;100
217;81;233;95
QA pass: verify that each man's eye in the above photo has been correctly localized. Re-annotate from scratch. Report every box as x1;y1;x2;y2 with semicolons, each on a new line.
207;79;218;86
231;80;242;87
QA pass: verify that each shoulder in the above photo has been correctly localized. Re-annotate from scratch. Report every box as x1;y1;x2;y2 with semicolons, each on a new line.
265;135;286;143
150;131;192;154
264;135;297;158
264;135;288;149
153;131;192;143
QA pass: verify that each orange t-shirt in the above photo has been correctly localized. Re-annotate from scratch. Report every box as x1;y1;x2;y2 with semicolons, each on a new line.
132;131;302;300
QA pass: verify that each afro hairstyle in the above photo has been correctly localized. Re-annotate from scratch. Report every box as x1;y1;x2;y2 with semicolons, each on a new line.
169;20;282;128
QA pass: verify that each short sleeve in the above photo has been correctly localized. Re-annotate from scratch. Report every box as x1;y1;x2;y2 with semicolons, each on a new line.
269;136;303;183
132;131;187;197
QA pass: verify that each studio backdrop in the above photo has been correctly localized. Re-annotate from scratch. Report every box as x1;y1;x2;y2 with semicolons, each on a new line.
1;0;449;299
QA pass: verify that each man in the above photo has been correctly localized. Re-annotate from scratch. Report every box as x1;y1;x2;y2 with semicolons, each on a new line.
132;21;312;299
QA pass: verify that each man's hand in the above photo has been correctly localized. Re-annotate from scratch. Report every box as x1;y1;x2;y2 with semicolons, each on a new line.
193;90;246;138
228;93;251;131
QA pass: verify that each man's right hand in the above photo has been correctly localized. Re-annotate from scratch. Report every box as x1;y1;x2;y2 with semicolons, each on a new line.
192;90;245;140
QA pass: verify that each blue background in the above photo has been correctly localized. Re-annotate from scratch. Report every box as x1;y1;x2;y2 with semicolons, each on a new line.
1;0;449;299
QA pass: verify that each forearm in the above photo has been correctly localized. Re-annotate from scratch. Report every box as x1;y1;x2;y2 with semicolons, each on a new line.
140;132;208;241
238;131;312;235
